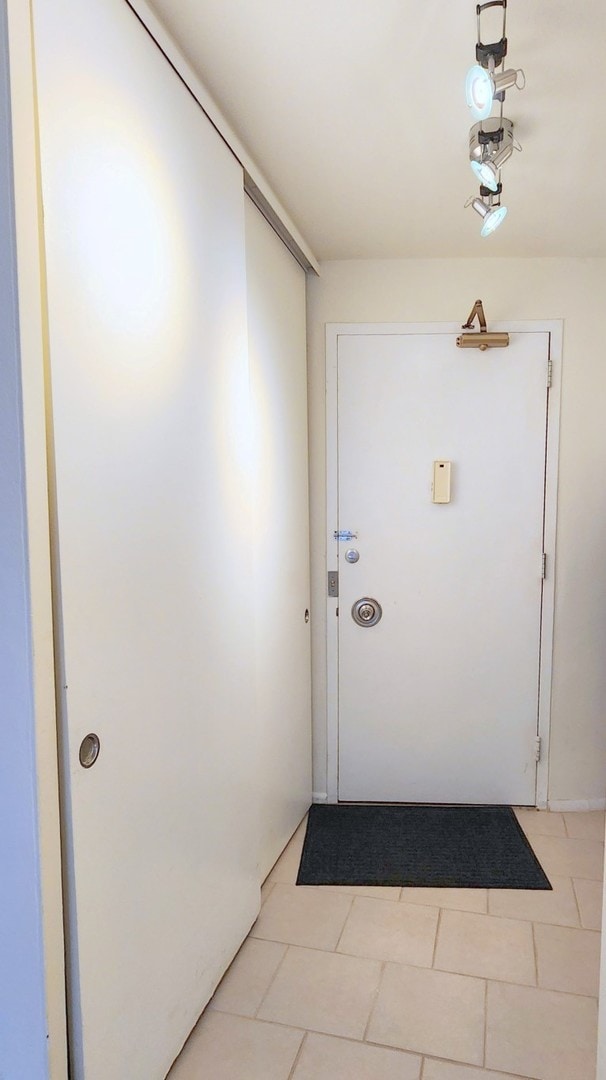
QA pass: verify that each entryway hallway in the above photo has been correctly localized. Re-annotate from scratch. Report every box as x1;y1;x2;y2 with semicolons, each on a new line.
169;809;603;1080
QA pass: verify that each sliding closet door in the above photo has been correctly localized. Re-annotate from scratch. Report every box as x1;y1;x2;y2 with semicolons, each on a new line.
33;1;258;1077
245;200;312;880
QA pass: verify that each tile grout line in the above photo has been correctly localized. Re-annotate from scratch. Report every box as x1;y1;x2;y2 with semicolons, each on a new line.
294;942;542;989
422;1048;532;1079
332;895;355;952
531;921;540;987
253;944;290;1019
482;978;488;1068
243;937;601;1002
285;1029;308;1080
570;876;584;928
429;901;592;924
362;960;385;1043
559;871;605;883
430;907;442;969
266;1023;428;1059
296;889;599;923
314;888;402;903
201;1004;590;1072
252;934;353;954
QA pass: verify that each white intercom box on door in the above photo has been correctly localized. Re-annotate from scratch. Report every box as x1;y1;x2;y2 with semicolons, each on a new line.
432;461;451;503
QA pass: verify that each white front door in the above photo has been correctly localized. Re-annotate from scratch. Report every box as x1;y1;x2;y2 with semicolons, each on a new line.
335;330;551;805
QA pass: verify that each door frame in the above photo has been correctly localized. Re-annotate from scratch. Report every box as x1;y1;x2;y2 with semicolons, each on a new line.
5;2;69;1075
325;321;563;808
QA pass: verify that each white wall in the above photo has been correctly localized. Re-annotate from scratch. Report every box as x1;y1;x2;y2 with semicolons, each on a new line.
599;810;606;1078
308;258;606;806
246;199;312;881
0;5;59;1075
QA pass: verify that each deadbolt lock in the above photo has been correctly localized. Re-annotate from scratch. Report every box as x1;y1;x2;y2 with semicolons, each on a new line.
352;597;383;627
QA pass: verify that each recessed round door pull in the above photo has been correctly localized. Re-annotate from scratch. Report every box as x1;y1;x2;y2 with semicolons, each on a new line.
352;597;383;627
79;733;100;768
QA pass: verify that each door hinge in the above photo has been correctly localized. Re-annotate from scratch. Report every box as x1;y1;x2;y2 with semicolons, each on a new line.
541;553;547;579
535;736;542;763
327;571;339;598
547;359;553;388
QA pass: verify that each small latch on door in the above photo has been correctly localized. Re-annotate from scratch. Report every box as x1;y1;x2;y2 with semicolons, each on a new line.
79;733;100;768
327;571;339;598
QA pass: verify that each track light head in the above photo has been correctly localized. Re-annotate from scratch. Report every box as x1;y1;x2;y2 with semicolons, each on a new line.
469;140;514;191
465;64;522;120
468;117;516;192
465;64;493;121
470;197;508;237
470;159;499;192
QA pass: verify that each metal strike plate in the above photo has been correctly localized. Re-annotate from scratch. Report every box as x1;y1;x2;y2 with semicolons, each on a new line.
327;571;339;598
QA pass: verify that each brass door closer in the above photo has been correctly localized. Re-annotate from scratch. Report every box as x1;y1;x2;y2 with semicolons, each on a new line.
456;299;509;350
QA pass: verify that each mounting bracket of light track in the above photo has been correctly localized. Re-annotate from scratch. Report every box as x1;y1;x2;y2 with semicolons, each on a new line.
475;0;508;69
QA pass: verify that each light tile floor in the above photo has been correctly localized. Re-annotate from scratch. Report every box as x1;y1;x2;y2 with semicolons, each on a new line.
168;809;603;1080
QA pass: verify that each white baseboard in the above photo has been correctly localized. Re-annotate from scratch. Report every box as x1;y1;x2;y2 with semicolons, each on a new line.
312;793;606;810
548;798;606;812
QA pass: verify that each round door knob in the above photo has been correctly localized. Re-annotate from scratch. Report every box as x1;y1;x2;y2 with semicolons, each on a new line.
345;549;360;563
352;597;383;627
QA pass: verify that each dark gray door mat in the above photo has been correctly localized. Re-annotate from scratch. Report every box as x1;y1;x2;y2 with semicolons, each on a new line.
296;804;551;890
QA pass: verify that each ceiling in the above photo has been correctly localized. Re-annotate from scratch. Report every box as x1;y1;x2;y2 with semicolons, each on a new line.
147;0;605;260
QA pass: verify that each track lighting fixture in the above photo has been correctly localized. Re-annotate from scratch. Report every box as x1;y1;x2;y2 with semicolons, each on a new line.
464;1;524;237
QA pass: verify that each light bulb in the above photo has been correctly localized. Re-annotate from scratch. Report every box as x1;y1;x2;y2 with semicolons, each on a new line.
465;65;520;121
470;197;508;237
470;159;499;192
465;65;493;121
480;204;507;236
